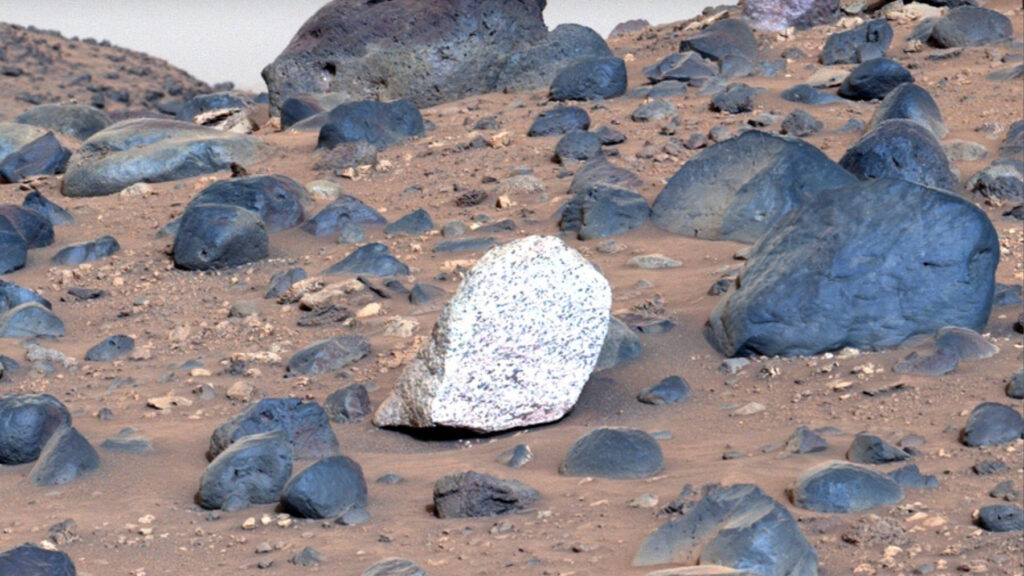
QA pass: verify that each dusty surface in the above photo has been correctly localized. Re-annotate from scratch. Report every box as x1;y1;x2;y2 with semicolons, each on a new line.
1;2;1022;575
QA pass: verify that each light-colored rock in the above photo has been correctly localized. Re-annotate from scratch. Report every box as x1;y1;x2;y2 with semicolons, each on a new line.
373;235;611;433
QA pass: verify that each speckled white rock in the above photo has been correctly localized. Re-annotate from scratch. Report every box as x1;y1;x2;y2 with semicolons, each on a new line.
373;235;611;433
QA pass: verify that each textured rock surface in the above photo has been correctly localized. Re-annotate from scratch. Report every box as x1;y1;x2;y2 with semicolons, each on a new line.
288;335;370;375
743;0;840;31
209;398;339;460
867;83;948;138
0;216;27;274
187;175;307;232
199;430;293;510
550;57;628;101
561;427;663;479
0;302;65;339
317;100;424;150
840;119;956;190
281;455;367;519
0;393;71;465
821;19;892;65
790;461;904;513
929;6;1013;48
708;179;998;357
16;103;111;140
172;204;268;270
837;57;913;101
433;471;539;518
29;425;100;486
0;132;70;183
50;235;120;266
374;236;611;433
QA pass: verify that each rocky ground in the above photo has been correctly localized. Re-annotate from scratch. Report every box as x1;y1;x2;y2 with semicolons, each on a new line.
0;1;1022;575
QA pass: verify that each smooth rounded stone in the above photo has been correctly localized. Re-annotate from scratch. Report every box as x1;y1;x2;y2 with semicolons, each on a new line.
643;52;719;84
822;19;892;65
554;130;603;164
199;430;293;510
0;204;53;248
840;120;956;190
265;267;307;299
527;106;590;137
1007;369;1024;399
317;100;425;150
944;140;988;162
84;334;134;362
780;109;823;137
934;326;998;360
0;216;27;274
550;57;627;101
0;281;50;314
709;179;997;357
892;350;959;376
209;398;340;460
302;195;386;236
838;58;913;101
976;505;1024;532
0;544;76;576
281;455;367;519
23;191;73;227
634;483;818;575
651;130;856;243
790;461;903;513
374;236;611;433
786;425;829;454
0;132;70;183
966;163;1024;203
362;558;426;576
680;18;757;64
497;443;534;468
384;208;433;235
847;433;911;464
173;204;268;270
559;184;650;240
324;384;371;423
16;103;111;141
280;96;324;130
594;316;643;371
867;83;948;138
188;175;307;232
929;6;1012;47
0;303;65;339
288;335;370;376
313;140;379;172
100;427;154;453
743;0;840;31
779;83;841;105
638;376;690;405
61;118;268;198
0;393;71;464
290;547;325;567
0;122;49;161
29;425;100;486
409;283;448;307
632;99;677;123
711;83;761;114
175;91;254;122
324;243;409;277
432;237;499;254
961;402;1024;447
50;235;120;266
561;427;663;479
887;463;938;489
433;470;539;518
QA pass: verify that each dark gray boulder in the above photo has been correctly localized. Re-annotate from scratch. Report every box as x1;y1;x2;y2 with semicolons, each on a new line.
554;130;603;164
743;0;841;31
888;464;938;489
593;316;642;371
780;83;841;105
780;109;823;137
175;91;254;123
711;83;761;113
0;544;76;576
821;19;892;65
497;23;613;92
325;384;371;423
0;303;65;339
570;157;644;195
100;428;154;453
838;57;913;101
0;216;27;274
929;6;1013;48
847;433;911;464
561;427;663;479
893;349;959;376
172;204;268;270
29;425;100;486
550;57;628;101
302;195;386;237
0;122;48;161
786;425;828;454
199;430;293;511
384;209;433;235
265;267;307;299
281;455;367;519
0;204;54;248
934;326;998;360
209;398;340;460
528;106;590;137
288;335;370;375
324;243;409;277
432;237;499;253
961;402;1024;447
23;191;73;226
317;100;424;151
840;119;956;190
652;130;855;243
410;283;448;307
51;235;120;266
0;132;70;183
966;163;1023;203
790;461;903;513
867;83;948;138
0;393;70;464
643;52;719;85
633;483;818;575
680;19;758;65
559;184;649;240
61;118;268;198
631;99;677;123
433;471;539;518
708;179;998;357
637;376;690;405
188;175;306;232
280;95;324;130
1007;369;1024;399
16;103;112;140
976;505;1024;532
84;334;135;362
0;280;50;314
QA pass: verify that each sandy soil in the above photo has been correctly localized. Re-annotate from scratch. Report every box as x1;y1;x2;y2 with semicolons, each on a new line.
1;2;1022;575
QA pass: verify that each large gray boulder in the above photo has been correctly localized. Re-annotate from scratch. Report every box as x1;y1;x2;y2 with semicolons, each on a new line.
840;119;956;191
743;0;840;32
651;130;856;243
16;104;112;141
61;119;269;197
373;236;611;433
708;178;998;357
262;0;610;115
0;122;48;161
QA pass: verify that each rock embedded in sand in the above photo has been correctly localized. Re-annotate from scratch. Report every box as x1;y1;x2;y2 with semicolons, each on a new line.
837;57;913;101
934;326;998;360
0;393;71;465
0;122;49;161
16;103;112;141
0;543;76;576
51;235;120;266
0;302;65;339
29;425;100;486
743;0;840;31
22;191;73;227
790;461;904;513
786;425;828;454
303;194;386;237
637;376;690;405
554;130;603;164
432;471;539;518
373;235;611;433
840;120;955;190
846;433;911;464
1007;369;1024;399
559;182;650;240
961;402;1024;447
324;383;371;423
361;558;427;576
681;19;758;66
594;315;643;372
975;505;1024;532
929;6;1013;48
0;204;53;248
172;204;268;270
280;455;367;519
550;56;628;102
0;216;27;274
316;100;425;151
0;132;70;183
199;430;293;511
528;106;591;137
187;175;307;232
820;19;892;65
323;243;409;277
561;427;663;479
84;334;135;362
209;398;339;460
710;83;761;114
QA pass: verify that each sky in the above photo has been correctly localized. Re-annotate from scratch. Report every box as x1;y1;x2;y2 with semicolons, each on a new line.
0;1;707;92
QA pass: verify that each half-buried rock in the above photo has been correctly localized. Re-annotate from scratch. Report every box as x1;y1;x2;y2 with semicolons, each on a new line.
317;100;424;150
199;430;293;511
0;303;65;339
29;425;100;486
433;471;539;518
373;236;611;433
0;393;70;465
840;119;956;191
62;118;268;198
187;175;307;232
324;243;408;277
209;398;339;460
173;204;268;270
790;461;903;513
0;543;77;576
961;402;1024;447
281;455;367;519
561;427;663;479
288;335;369;375
0;216;27;274
708;178;998;357
50;235;120;266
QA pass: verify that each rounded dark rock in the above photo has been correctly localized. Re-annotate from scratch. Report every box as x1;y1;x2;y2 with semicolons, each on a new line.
780;83;841;105
786;425;829;454
847;433;911;464
0;132;71;183
594;316;642;371
29;425;100;486
0;393;71;465
637;376;690;405
280;96;323;130
0;216;27;274
527;106;590;137
961;402;1024;447
324;384;371;423
175;91;253;122
317;100;424;150
711;83;761;114
172;204;268;270
323;243;409;277
22;191;73;227
631;99;677;123
384;208;433;235
934;326;998;360
188;175;307;232
838;57;913;101
0;303;65;339
210;397;339;461
561;427;663;479
643;52;718;84
302;194;386;237
265;267;307;299
887;463;939;489
780;109;823;137
84;334;135;362
868;83;947;138
433;470;540;518
100;428;154;453
16;103;112;141
51;235;120;266
680;18;758;64
930;6;1013;48
199;430;293;510
976;505;1024;532
550;57;627;101
1007;369;1024;399
821;19;893;65
0;544;76;576
0;204;54;248
281;455;368;519
554;130;603;164
559;183;649;240
840;119;956;190
790;461;904;513
362;558;426;576
0;280;50;314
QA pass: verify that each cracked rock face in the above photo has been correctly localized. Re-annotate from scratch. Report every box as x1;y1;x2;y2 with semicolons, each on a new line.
374;235;611;433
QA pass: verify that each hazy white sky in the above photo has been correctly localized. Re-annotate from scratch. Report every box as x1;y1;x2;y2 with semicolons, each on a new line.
1;1;706;91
